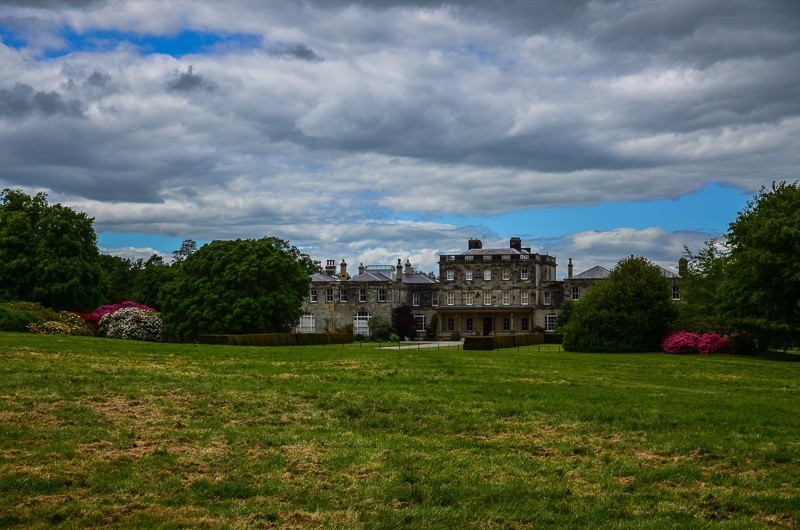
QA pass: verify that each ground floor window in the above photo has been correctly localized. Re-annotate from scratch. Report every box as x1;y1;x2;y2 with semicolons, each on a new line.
521;317;529;331
299;314;315;333
466;318;473;332
354;312;371;336
502;317;510;331
447;317;455;331
414;315;426;332
545;313;557;332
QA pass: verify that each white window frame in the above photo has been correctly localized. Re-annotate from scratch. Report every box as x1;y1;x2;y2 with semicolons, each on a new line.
502;291;510;305
483;290;492;306
521;291;529;305
378;288;386;303
359;289;367;303
310;289;318;303
354;312;371;335
446;291;455;306
340;289;348;303
545;313;557;332
571;286;579;300
412;292;420;306
520;268;529;280
544;291;552;306
483;269;492;281
672;284;680;300
414;315;426;332
326;289;334;303
432;292;438;306
502;268;510;281
446;269;455;281
299;314;315;333
466;291;474;306
465;269;473;281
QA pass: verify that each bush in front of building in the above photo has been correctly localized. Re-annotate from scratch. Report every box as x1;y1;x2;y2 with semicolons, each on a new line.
463;333;545;350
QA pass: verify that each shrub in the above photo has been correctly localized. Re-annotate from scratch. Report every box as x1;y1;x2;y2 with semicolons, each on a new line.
5;301;60;322
99;307;163;342
57;311;95;336
369;315;393;342
27;321;72;335
661;331;700;354
0;305;41;332
729;332;757;355
449;331;462;341
697;333;731;354
92;301;156;321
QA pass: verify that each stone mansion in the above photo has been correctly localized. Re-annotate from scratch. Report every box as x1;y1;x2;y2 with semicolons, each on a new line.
300;237;680;338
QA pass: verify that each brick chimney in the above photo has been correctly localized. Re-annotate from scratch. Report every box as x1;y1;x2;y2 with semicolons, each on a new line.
358;262;365;275
468;238;483;250
396;259;403;282
568;258;573;279
339;259;347;280
325;259;336;276
510;237;522;251
405;259;412;276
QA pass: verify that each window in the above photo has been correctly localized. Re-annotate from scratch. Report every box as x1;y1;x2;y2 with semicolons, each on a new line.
502;268;510;280
502;318;510;331
484;269;492;281
545;314;557;332
432;292;438;306
412;292;420;306
465;255;473;261
521;291;529;305
502;291;510;305
544;291;552;306
465;269;473;281
310;289;318;303
570;286;580;300
378;289;386;303
359;289;367;303
521;317;529;331
502;254;511;261
447;291;455;306
520;268;529;280
340;289;348;303
415;315;426;332
483;255;492;261
483;291;492;306
466;318;473;332
354;312;371;335
672;284;680;300
326;289;334;303
446;269;454;281
299;314;315;333
446;317;455;331
466;291;474;306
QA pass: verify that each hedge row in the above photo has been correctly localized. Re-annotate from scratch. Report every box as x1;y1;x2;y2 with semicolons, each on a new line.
199;332;353;347
463;333;545;350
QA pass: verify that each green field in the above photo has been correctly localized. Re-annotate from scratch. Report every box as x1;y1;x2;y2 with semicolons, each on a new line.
1;333;798;528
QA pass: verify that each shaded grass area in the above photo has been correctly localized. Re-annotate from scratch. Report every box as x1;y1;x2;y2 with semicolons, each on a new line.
0;333;798;528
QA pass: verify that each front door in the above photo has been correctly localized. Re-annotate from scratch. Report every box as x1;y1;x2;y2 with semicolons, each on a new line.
483;317;493;335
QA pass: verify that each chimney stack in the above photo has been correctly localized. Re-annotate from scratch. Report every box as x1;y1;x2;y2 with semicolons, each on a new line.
678;257;688;277
405;258;412;276
568;258;573;279
358;262;365;275
339;259;347;280
468;238;483;250
396;259;403;282
325;259;336;276
510;237;522;251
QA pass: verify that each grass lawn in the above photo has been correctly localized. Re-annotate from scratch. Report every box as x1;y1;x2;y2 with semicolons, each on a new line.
0;333;798;528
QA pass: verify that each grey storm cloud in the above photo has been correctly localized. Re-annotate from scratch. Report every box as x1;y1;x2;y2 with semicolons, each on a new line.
0;0;797;267
0;83;83;119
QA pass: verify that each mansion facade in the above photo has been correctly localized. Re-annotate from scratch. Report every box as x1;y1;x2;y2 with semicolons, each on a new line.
300;238;680;338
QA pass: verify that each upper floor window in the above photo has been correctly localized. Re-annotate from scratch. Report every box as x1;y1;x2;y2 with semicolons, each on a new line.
412;292;420;306
502;268;510;281
483;269;492;281
310;289;318;303
359;289;367;303
340;289;348;303
465;269;473;281
432;292;438;306
570;286;580;300
378;289;387;303
520;268;529;280
502;291;510;305
446;291;455;306
544;291;552;306
466;291;474;306
672;284;680;300
326;289;334;303
521;291;529;305
446;269;455;281
483;291;492;306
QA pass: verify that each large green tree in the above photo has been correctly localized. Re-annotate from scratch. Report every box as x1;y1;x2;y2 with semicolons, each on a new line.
674;239;729;332
132;254;176;310
717;181;800;349
159;238;311;341
562;256;676;352
0;189;106;311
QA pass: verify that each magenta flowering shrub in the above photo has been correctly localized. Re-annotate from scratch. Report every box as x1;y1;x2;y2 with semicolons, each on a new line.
661;331;700;354
92;301;156;322
697;333;731;354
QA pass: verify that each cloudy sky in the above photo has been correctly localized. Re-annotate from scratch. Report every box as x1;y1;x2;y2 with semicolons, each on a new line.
1;0;798;276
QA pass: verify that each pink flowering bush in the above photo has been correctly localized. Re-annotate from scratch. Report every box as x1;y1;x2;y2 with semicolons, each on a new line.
661;331;700;354
697;333;731;354
92;301;156;322
99;307;163;342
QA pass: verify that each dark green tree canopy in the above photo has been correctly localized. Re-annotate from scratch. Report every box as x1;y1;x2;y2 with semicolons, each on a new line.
0;189;105;311
391;304;416;340
562;256;676;353
718;181;800;348
159;237;311;341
